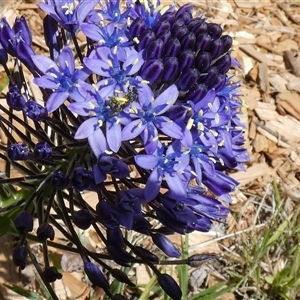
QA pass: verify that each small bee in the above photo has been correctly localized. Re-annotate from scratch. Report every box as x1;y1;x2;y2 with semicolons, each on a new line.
109;87;138;116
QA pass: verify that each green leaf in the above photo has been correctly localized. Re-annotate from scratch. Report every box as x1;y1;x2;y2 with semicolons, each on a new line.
0;205;23;237
266;219;289;247
0;71;9;93
189;282;234;300
3;284;43;300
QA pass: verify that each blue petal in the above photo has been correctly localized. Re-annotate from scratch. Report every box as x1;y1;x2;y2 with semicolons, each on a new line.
33;76;57;89
83;57;110;77
75;0;98;23
145;168;162;201
165;173;186;197
153;84;179;114
31;54;58;74
75;117;98;139
80;23;104;41
46;91;69;112
106;121;121;152
88;128;108;157
59;47;75;76
135;154;158;169
154;116;183;139
68;102;92;116
122;119;145;140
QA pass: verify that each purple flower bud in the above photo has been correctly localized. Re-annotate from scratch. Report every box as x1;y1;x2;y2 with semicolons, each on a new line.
210;38;224;59
172;25;188;40
96;154;129;178
151;233;181;257
178;68;200;91
7;143;28;161
180;32;196;51
0;41;7;65
213;73;226;91
72;209;95;230
110;268;135;286
157;274;182;300
165;38;181;57
43;15;61;54
196;33;212;52
140;58;164;85
135;246;159;263
72;167;94;191
220;35;233;53
51;169;69;190
13;15;32;45
188;17;205;31
196;52;212;72
13;245;27;270
138;30;156;52
159;12;175;23
37;223;55;241
207;23;222;40
156;29;171;44
175;3;194;18
14;211;33;234
107;227;124;248
0;18;16;56
153;20;171;35
201;66;219;86
192;22;207;36
23;100;47;122
34;142;52;160
128;18;146;40
42;266;62;282
107;245;133;266
179;11;193;24
96;201;119;228
171;18;185;31
145;39;164;60
15;37;35;70
6;85;26;111
213;53;231;73
163;57;179;81
185;84;207;102
179;49;195;71
84;262;109;289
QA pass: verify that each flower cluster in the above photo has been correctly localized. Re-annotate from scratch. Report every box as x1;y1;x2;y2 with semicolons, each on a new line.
0;0;247;299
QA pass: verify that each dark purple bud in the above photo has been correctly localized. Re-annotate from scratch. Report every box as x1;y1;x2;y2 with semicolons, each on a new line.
131;216;151;234
13;245;27;270
72;209;95;230
34;142;52;160
13;15;32;45
172;25;188;40
165;38;181;57
188;17;205;31
185;84;208;102
51;169;69;189
176;3;193;18
23;100;47;121
196;33;212;52
107;246;133;266
42;267;62;282
156;29;171;44
188;254;219;268
15;37;35;70
138;30;156;52
43;15;61;51
128;18;146;40
157;274;182;300
135;246;159;263
7;143;28;161
151;233;181;257
179;49;195;71
84;262;109;289
207;23;222;40
202;170;239;196
111;295;127;300
153;20;171;35
180;12;193;24
178;68;200;91
0;18;16;56
220;35;233;53
163;57;179;81
107;227;124;248
72;167;94;191
213;53;231;73
140;58;164;85
180;32;196;51
96;201;119;228
192;22;208;36
0;41;7;65
210;38;224;59
97;154;129;178
37;223;55;241
145;39;164;60
6;85;26;111
159;12;175;23
171;18;185;31
212;73;226;91
110;268;135;287
202;66;219;86
14;211;33;234
196;52;212;72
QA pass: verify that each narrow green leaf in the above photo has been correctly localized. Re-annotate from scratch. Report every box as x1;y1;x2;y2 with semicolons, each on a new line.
3;284;42;300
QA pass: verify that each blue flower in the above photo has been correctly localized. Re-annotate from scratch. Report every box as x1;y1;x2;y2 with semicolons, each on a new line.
83;46;145;96
38;0;98;33
135;145;190;201
32;46;90;112
122;84;183;154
